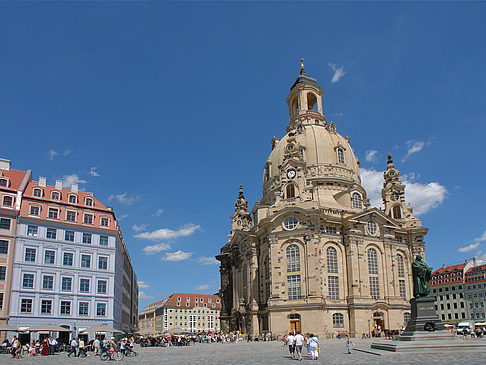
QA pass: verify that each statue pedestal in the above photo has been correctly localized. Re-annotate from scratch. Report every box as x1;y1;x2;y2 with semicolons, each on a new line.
371;296;486;352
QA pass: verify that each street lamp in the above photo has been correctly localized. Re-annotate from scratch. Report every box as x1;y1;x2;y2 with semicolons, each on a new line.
368;319;370;338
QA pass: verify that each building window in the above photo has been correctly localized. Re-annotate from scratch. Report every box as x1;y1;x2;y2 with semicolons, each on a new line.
68;195;77;204
96;303;106;316
264;255;270;280
82;233;92;244
0;240;8;254
46;228;56;239
0;218;11;230
51;191;60;200
81;254;91;268
397;254;405;277
242;264;248;288
0;266;6;281
29;206;40;216
44;250;55;264
333;313;344;328
41;300;52;314
21;299;33;313
399;280;406;298
60;301;71;315
327;247;338;273
80;279;90;293
404;312;411;326
99;235;108;246
286;244;301;272
33;188;42;197
368;248;379;274
3;196;13;207
393;205;402;219
370;277;380;299
85;198;93;207
48;208;59;219
286;184;295;199
283;216;299;230
84;214;93;225
328;276;339;299
23;273;34;288
61;277;72;291
98;256;108;270
0;179;8;187
337;148;345;164
287;275;301;299
351;193;362;209
97;280;107;294
25;248;36;262
63;252;73;266
189;314;196;330
42;275;54;290
367;221;377;236
100;217;109;227
208;315;214;330
27;225;37;236
325;226;337;234
79;302;89;316
64;230;75;242
66;211;76;222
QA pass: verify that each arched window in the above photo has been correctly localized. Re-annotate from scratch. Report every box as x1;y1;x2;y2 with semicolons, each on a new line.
393;205;402;219
264;255;270;280
283;216;298;230
337;148;345;164
327;247;338;273
51;191;60;200
242;265;248;288
307;93;317;111
397;254;405;277
85;198;93;207
286;184;295;199
33;188;42;197
351;193;362;209
368;248;378;274
68;195;77;204
286;244;300;272
333;313;344;328
292;98;299;116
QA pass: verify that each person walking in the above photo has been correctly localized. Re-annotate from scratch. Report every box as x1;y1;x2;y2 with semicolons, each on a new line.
294;331;305;361
67;338;77;357
93;338;100;356
286;332;295;359
78;338;87;357
308;334;319;360
345;333;355;354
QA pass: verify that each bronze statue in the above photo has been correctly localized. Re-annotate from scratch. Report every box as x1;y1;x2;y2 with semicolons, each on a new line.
412;254;432;298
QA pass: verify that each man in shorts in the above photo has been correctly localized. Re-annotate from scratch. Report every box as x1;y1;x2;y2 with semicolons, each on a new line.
294;331;305;361
286;332;295;359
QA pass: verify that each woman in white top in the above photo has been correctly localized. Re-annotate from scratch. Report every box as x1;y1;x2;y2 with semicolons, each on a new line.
308;334;319;360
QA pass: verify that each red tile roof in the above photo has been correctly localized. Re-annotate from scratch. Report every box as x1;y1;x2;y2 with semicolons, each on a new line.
0;168;28;191
432;264;465;276
165;293;221;309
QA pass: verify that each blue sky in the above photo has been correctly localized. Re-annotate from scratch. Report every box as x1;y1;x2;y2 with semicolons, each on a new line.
2;2;486;308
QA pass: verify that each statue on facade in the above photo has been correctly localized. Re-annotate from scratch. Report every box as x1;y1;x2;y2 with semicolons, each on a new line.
412;254;432;298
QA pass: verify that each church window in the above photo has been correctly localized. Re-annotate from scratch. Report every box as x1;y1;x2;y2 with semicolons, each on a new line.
351;193;362;209
242;265;248;288
286;184;295;199
399;280;406;298
286;244;300;272
264;256;270;280
328;276;339;299
265;282;271;301
264;165;270;181
326;247;338;273
370;277;380;299
283;216;298;230
292;98;299;116
337;148;345;164
391;192;400;201
332;313;344;328
393;206;402;219
397;254;405;277
367;221;377;236
307;93;317;111
368;249;379;274
287;275;301;299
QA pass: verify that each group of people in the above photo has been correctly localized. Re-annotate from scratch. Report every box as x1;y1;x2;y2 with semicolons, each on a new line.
3;336;58;358
139;331;244;347
284;331;320;360
67;336;136;357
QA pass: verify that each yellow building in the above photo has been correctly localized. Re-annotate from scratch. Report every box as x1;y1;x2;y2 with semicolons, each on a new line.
217;67;427;338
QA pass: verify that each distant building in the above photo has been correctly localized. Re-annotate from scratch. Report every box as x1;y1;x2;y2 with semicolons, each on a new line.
463;262;486;322
139;293;221;333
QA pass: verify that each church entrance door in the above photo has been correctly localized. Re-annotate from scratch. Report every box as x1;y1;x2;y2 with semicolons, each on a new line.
290;320;300;334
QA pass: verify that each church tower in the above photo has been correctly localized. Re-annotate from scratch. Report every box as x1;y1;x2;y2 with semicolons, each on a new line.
230;185;252;234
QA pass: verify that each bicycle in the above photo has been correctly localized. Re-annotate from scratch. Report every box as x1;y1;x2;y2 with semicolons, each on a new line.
100;348;124;361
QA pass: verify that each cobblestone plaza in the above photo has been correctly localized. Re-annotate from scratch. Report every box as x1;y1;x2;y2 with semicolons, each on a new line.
1;339;486;364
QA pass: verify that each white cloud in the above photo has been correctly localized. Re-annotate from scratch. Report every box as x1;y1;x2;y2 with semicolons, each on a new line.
475;230;486;242
132;224;149;232
162;250;192;262
48;150;58;161
459;242;480;253
137;281;150;289
153;208;164;217
402;140;425;161
328;63;346;83
194;284;210;291
108;192;141;205
63;149;72;156
134;224;200;241
360;168;447;215
139;291;153;300
88;167;100;177
365;150;378;163
118;214;128;220
143;243;171;255
62;174;87;187
198;257;219;265
333;112;344;117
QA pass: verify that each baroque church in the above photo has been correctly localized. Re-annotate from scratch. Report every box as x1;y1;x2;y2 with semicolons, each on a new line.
216;65;428;338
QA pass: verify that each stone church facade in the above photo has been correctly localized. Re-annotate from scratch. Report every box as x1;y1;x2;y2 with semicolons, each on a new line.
217;67;428;338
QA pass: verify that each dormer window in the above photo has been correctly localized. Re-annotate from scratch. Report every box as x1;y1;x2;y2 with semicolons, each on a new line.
351;193;362;209
100;217;109;227
51;191;60;201
68;195;77;204
0;178;9;187
337;148;345;164
85;198;93;207
33;188;42;197
2;196;13;207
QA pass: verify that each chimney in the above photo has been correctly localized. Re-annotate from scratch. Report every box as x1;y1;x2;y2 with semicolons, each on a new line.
71;184;78;193
39;177;47;187
0;158;11;170
442;264;446;269
55;180;63;190
473;257;477;266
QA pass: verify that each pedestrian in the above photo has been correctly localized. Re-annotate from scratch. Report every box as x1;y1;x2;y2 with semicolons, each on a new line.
68;338;77;357
93;337;100;356
41;338;49;356
308;334;319;360
345;333;354;354
78;338;87;357
286;332;295;359
294;331;305;361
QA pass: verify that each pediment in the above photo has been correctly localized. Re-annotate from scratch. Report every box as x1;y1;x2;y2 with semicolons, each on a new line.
345;207;399;228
